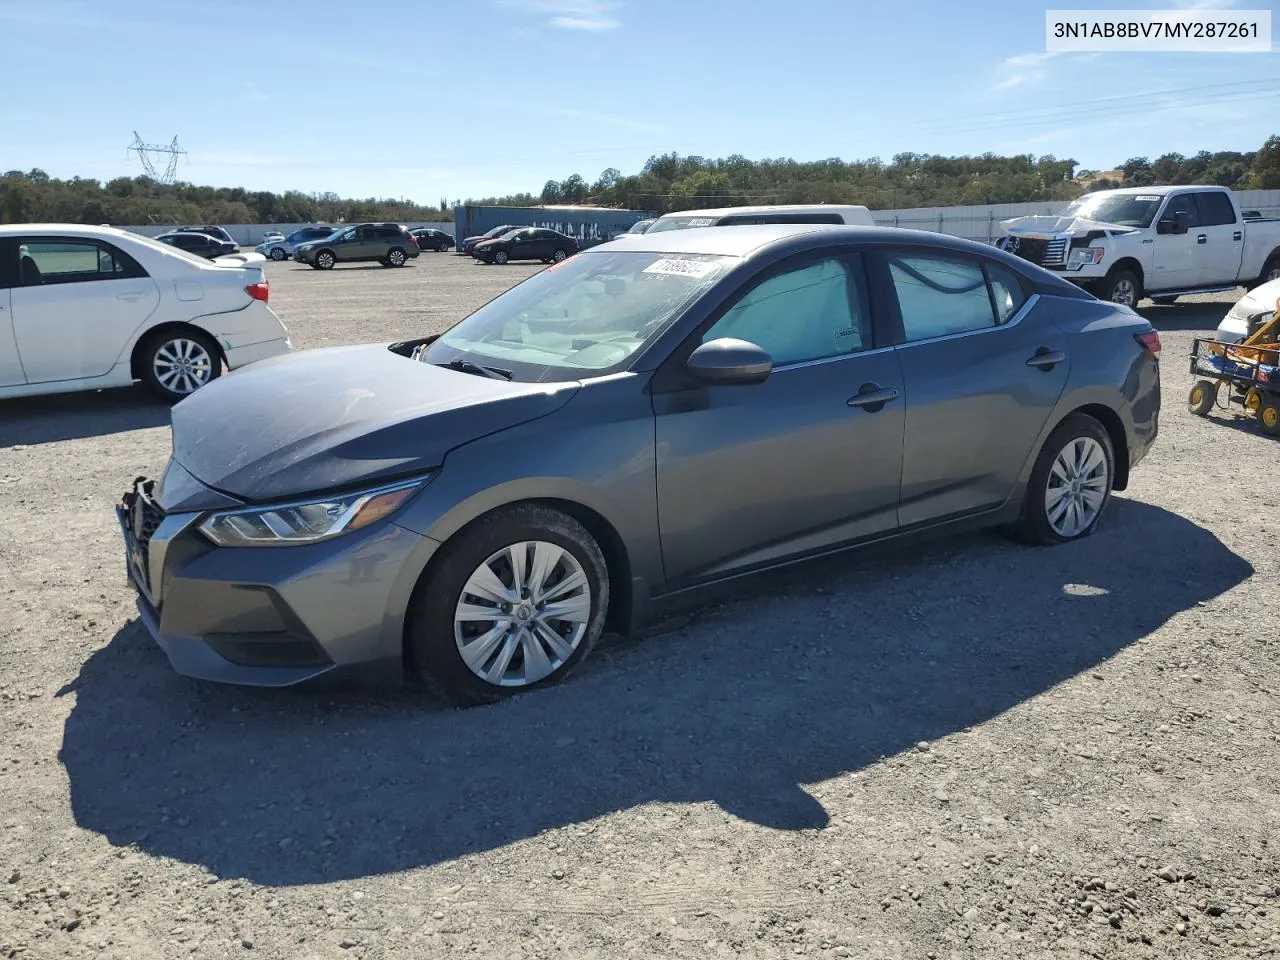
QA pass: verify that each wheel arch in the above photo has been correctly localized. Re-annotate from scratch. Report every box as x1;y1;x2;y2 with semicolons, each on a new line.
1107;257;1144;290
1044;402;1131;492
129;321;228;380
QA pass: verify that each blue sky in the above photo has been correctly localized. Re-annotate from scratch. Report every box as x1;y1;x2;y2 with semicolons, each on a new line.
1;0;1276;203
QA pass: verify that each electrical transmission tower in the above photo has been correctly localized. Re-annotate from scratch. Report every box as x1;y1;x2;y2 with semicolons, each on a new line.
127;132;186;183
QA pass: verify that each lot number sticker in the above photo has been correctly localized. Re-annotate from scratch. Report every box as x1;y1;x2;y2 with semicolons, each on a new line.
642;258;721;279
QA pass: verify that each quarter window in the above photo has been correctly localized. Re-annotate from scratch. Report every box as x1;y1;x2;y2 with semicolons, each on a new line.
702;256;870;365
890;254;1011;341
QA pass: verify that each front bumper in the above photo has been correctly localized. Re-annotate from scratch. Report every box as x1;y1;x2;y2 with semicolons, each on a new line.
115;475;440;688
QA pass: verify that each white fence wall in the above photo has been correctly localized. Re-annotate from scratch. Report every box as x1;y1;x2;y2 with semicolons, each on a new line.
112;190;1280;247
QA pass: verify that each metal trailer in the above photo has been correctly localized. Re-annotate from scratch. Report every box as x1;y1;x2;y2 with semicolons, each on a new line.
452;205;655;249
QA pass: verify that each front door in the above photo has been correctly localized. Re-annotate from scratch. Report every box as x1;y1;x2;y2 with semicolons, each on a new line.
881;251;1071;526
9;237;160;383
653;252;904;587
1151;193;1200;291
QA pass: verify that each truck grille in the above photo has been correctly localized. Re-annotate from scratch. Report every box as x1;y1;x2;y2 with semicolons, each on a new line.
1001;236;1067;268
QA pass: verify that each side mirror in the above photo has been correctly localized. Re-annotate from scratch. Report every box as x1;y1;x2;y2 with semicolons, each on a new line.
1158;210;1191;235
686;337;772;385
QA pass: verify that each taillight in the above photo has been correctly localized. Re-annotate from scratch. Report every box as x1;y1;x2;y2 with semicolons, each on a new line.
1135;329;1160;357
246;282;269;303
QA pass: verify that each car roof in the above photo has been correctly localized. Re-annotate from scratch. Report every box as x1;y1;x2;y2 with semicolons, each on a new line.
598;223;980;256
0;223;142;240
653;204;870;220
1079;184;1227;198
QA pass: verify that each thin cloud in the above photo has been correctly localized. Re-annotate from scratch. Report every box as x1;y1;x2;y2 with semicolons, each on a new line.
992;51;1064;91
500;0;622;32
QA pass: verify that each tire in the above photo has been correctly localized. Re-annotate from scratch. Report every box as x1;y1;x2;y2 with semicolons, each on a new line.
552;248;568;263
1188;380;1217;416
1255;255;1280;289
494;251;509;265
437;243;449;252
387;247;407;267
1096;268;1142;308
1260;399;1280;437
406;504;609;707
269;247;286;261
314;250;336;270
138;328;222;402
1010;413;1114;546
1151;295;1178;305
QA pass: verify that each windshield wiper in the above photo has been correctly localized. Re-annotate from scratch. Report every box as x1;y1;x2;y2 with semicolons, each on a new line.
436;358;514;381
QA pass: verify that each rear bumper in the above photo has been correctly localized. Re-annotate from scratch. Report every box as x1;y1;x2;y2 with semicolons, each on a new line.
224;336;291;369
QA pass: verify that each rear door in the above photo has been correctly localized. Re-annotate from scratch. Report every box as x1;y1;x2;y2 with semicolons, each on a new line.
879;249;1070;526
1192;190;1245;284
0;239;23;387
9;236;161;383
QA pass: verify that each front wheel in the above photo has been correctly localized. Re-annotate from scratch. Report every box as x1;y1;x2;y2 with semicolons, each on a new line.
1188;380;1218;416
1096;269;1142;308
138;328;222;402
1010;414;1114;546
407;505;609;707
494;251;509;265
315;250;336;270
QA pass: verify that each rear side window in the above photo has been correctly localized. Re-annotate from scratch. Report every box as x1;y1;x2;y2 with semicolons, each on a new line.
377;227;404;239
1194;191;1236;227
889;254;1005;341
17;239;148;286
984;263;1028;323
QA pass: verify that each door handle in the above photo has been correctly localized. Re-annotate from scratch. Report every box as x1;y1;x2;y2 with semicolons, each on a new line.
1026;348;1066;371
847;383;899;411
1233;231;1243;241
1196;234;1207;244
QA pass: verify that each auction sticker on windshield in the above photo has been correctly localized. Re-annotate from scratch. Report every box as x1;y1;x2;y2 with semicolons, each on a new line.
642;258;722;279
687;218;715;227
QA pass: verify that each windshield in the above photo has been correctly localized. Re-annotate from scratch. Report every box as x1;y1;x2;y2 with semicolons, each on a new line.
627;220;653;234
421;249;734;380
646;214;721;233
483;225;515;239
1060;194;1163;228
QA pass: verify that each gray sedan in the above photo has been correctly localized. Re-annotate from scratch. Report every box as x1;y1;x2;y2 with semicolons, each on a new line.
116;224;1162;706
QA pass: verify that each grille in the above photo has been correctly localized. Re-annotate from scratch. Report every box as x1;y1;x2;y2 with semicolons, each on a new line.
136;496;164;546
1041;238;1068;266
1002;236;1068;268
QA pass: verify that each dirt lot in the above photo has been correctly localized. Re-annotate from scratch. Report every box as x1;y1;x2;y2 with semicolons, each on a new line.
1;254;1278;960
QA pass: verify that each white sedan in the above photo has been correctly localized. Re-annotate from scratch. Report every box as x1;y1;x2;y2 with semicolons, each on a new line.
0;224;290;402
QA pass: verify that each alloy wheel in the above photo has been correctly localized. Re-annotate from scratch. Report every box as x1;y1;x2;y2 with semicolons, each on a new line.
1044;436;1109;538
1111;278;1137;307
153;338;214;396
453;541;591;687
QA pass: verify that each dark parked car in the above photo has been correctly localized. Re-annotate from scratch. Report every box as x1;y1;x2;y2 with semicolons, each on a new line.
411;228;454;252
116;224;1160;707
459;224;522;255
294;223;420;269
154;231;238;260
175;225;238;247
473;227;579;264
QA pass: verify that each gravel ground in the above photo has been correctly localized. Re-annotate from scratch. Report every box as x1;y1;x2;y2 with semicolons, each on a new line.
1;254;1278;960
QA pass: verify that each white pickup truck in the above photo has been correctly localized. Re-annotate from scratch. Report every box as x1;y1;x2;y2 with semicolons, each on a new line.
997;185;1280;307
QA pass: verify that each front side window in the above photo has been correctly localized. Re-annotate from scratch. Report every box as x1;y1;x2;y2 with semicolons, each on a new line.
702;256;870;366
1163;193;1199;227
17;239;145;286
422;249;734;379
890;254;1005;341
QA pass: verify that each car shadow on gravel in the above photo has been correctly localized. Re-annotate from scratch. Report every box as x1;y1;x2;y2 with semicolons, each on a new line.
0;389;170;446
57;498;1252;886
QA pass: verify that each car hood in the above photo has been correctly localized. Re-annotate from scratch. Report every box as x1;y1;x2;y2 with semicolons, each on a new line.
170;344;580;502
1000;214;1139;240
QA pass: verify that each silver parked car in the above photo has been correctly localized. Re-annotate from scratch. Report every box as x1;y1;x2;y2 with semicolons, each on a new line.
254;225;337;261
117;225;1161;706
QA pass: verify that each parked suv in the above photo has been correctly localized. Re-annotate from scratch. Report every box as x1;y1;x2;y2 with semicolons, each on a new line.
295;223;420;270
154;230;238;259
255;225;337;261
176;225;238;246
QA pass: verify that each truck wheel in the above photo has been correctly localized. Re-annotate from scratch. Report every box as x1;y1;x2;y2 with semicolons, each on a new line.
1151;296;1178;305
1188;380;1217;416
1098;269;1142;308
1255;255;1280;289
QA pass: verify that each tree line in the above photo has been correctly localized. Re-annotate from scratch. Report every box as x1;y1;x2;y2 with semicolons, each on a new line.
2;135;1277;226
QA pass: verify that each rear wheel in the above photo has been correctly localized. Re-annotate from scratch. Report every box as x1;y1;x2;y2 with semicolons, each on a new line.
1188;380;1218;416
387;247;407;267
406;504;609;707
1010;414;1114;546
138;328;222;402
315;250;336;270
1260;399;1280;437
269;247;286;261
552;248;569;263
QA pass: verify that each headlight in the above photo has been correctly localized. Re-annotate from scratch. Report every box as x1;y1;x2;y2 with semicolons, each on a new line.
198;476;429;547
1069;246;1105;267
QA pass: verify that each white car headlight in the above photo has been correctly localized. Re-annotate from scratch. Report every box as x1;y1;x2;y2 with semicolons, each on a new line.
198;476;429;547
1069;246;1105;267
